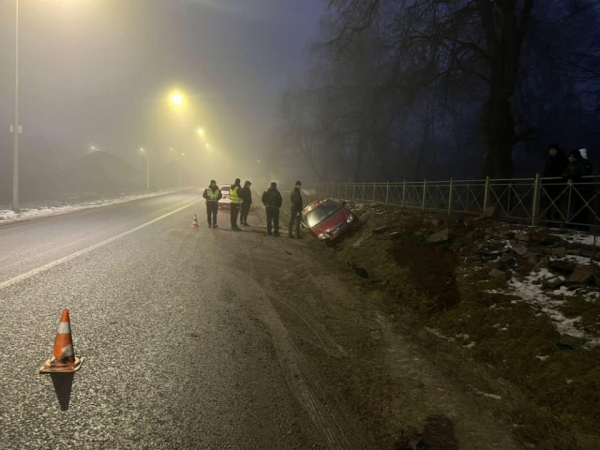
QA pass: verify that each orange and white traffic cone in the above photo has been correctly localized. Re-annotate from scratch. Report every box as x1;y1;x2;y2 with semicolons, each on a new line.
40;309;84;374
191;214;199;228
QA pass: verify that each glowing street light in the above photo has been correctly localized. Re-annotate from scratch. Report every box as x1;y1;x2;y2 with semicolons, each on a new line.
170;92;184;107
197;127;205;138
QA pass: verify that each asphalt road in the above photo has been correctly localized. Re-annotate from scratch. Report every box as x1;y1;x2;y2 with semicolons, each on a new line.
0;189;520;450
0;190;332;449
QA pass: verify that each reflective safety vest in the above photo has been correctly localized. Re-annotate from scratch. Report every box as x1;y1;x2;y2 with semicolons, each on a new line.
205;187;219;202
230;186;243;204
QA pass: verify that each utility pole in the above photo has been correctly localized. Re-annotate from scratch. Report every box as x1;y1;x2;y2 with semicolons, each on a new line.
179;153;183;187
12;0;20;212
140;149;150;190
146;156;150;190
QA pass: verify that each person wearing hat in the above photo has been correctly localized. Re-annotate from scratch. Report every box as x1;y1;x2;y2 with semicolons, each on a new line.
239;180;253;227
262;182;283;236
229;178;243;230
289;180;303;239
202;179;222;228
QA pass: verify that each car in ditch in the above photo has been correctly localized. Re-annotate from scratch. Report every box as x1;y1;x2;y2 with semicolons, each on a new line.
218;185;231;209
302;199;359;242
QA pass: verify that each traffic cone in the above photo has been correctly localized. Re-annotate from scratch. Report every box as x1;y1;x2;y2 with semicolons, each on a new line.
40;309;84;374
191;214;199;228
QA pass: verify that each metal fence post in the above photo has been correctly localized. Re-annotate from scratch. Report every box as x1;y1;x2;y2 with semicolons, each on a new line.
566;180;573;223
402;180;406;207
422;179;427;210
372;181;376;202
362;181;365;201
483;176;491;211
385;181;390;205
448;178;454;215
531;173;541;226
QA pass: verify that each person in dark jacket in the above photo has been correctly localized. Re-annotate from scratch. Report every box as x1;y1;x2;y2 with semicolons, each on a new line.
262;182;283;236
202;180;222;228
239;180;253;226
289;180;303;239
229;178;243;231
543;144;568;177
542;144;568;222
563;149;590;227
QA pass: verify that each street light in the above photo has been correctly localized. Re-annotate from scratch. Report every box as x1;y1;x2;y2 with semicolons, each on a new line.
178;152;185;187
197;127;205;138
170;92;184;107
11;0;20;212
140;148;150;190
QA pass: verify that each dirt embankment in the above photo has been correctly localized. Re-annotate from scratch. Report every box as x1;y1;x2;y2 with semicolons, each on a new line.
309;200;600;449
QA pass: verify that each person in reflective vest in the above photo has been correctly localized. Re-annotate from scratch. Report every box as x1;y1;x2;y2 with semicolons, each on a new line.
229;178;243;231
202;180;222;228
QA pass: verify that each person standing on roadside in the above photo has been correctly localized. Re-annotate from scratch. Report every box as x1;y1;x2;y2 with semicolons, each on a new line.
563;150;589;227
202;179;222;228
542;144;568;222
262;182;282;236
229;178;243;231
240;180;253;227
289;180;303;239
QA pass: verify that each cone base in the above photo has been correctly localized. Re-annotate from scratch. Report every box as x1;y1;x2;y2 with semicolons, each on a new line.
39;356;84;374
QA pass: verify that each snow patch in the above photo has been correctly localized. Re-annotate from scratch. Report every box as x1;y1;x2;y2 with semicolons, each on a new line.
0;189;182;225
488;269;600;346
551;232;600;248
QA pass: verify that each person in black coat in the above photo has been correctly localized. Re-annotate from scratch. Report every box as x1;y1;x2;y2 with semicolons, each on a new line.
262;182;283;236
239;180;253;226
543;144;568;177
542;144;568;222
563;149;591;227
289;180;303;239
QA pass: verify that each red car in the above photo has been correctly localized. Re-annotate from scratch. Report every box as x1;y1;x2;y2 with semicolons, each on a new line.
302;199;359;242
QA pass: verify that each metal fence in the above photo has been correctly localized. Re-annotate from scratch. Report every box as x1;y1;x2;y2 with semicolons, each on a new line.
314;176;600;227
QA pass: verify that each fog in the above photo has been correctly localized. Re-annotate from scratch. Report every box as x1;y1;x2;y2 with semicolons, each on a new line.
0;0;321;205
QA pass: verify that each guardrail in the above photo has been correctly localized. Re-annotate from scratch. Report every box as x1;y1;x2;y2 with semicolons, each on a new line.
314;176;600;227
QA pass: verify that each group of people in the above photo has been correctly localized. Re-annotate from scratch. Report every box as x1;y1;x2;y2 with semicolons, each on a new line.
202;179;304;238
543;145;596;225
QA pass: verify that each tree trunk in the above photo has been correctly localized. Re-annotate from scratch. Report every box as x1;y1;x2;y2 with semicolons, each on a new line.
482;92;516;178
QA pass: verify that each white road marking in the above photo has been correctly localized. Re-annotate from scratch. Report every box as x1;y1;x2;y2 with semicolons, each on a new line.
0;199;201;291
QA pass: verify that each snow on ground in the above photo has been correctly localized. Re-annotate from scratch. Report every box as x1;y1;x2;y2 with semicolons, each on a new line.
551;231;600;247
489;269;600;346
0;189;184;225
550;254;595;265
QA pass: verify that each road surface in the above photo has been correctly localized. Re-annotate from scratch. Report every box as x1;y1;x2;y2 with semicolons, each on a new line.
0;190;519;449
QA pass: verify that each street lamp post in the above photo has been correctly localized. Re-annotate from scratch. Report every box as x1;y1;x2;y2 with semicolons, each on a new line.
179;152;184;187
140;148;150;190
12;0;20;212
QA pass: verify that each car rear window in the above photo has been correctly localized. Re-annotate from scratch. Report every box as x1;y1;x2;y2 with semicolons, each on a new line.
306;200;341;228
220;186;230;191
